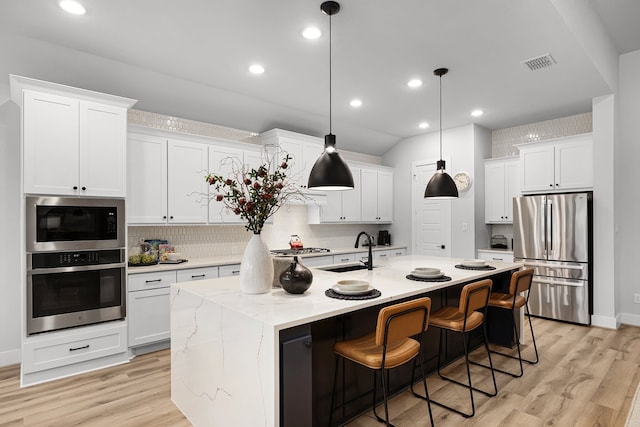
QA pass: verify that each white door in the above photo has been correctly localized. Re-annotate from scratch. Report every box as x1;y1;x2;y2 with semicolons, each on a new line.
377;170;394;222
341;166;361;221
555;137;593;190
520;145;555;192
484;161;506;223
127;133;168;223
80;101;127;197
167;139;208;223
208;146;244;223
23;90;80;195
360;167;378;222
412;162;451;257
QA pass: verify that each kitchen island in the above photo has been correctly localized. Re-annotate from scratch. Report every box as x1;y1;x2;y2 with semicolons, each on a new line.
170;255;520;426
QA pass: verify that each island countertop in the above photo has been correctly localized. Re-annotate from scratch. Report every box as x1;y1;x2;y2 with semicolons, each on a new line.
170;254;521;427
172;254;521;332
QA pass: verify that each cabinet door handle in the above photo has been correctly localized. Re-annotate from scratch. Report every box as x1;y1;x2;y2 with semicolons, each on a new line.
231;270;240;274
340;258;349;262
191;274;206;278
170;216;174;219
81;186;86;191
163;216;167;219
555;183;559;186
549;184;553;187
73;186;78;190
145;279;162;283
492;257;503;261
69;344;90;352
440;245;445;249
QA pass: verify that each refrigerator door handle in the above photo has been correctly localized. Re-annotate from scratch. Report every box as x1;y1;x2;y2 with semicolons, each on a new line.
533;278;584;288
522;262;584;271
547;198;553;253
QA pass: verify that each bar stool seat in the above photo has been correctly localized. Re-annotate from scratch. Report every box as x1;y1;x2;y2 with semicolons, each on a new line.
329;297;434;427
488;292;526;310
428;306;484;331
414;279;497;419
334;333;420;369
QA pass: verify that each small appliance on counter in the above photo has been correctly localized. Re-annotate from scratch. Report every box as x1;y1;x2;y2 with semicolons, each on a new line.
378;230;391;246
289;234;303;249
490;234;508;249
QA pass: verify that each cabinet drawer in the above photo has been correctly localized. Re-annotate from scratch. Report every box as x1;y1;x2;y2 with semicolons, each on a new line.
219;264;241;277
477;251;513;263
176;266;219;282
22;322;127;374
333;254;355;264
128;271;176;291
374;250;391;263
390;248;407;257
299;255;333;267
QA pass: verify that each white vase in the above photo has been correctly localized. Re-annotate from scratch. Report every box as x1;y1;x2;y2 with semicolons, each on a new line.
240;233;274;294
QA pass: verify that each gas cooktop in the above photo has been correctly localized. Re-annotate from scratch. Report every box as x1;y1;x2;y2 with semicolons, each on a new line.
270;248;331;256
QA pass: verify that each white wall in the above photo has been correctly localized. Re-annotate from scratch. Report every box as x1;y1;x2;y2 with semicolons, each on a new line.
382;123;490;258
591;95;617;328
616;49;640;326
0;100;21;366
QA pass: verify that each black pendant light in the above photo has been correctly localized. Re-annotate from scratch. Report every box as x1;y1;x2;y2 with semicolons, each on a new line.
307;1;355;191
424;68;459;199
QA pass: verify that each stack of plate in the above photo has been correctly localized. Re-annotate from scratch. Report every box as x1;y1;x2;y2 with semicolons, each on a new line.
460;259;487;268
331;280;373;295
410;267;444;279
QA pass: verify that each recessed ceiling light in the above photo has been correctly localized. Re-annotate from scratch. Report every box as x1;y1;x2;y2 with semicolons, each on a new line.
407;79;422;88
249;64;265;74
418;122;430;129
59;0;86;15
471;109;484;117
349;99;362;108
302;27;322;40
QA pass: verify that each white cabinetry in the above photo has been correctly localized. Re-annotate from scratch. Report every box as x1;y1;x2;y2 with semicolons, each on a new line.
518;134;593;193
167;139;209;223
389;247;406;257
484;157;520;223
321;167;362;222
260;128;324;190
219;264;241;277
476;250;514;263
12;75;136;197
360;167;393;223
127;133;168;223
127;134;208;224
127;271;176;347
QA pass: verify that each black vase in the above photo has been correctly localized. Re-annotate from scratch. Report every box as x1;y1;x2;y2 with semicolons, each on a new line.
279;256;313;294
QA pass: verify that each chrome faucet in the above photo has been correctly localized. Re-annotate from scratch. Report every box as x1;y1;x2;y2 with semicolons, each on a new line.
355;231;373;270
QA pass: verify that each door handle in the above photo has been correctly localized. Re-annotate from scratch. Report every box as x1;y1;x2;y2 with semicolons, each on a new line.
440;245;445;249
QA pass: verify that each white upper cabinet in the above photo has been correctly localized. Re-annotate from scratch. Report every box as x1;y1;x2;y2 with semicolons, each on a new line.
12;75;136;197
518;133;593;193
167;139;209;224
260;128;324;191
127;133;168;223
320;166;361;222
360;167;393;223
484;157;520;223
208;145;244;223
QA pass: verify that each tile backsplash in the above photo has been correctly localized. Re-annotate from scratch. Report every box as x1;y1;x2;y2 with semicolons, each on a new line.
128;205;383;258
487;112;592;249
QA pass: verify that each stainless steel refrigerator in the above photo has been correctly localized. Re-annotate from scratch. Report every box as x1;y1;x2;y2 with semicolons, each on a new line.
513;192;592;325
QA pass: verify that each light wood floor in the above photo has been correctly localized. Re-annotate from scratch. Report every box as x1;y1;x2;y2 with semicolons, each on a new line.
0;318;638;426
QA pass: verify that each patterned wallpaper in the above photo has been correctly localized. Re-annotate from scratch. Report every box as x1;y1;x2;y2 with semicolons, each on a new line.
487;112;593;248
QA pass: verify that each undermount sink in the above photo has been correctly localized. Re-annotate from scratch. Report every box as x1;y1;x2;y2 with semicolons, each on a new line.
318;263;375;273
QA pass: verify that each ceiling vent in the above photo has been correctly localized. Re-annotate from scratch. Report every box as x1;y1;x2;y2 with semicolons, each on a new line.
521;54;556;71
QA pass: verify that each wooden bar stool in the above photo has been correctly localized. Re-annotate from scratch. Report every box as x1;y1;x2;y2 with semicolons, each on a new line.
329;297;434;427
420;279;497;418
482;267;539;377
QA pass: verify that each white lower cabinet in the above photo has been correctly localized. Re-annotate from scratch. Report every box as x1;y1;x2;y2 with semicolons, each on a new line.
219;264;241;277
21;322;127;377
476;250;514;263
300;255;333;267
374;250;391;264
127;271;176;348
389;248;406;257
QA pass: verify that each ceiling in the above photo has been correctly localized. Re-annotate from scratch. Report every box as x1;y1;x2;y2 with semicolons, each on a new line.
1;0;639;155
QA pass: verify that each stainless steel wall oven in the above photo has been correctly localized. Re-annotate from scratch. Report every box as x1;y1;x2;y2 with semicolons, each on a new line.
25;197;126;335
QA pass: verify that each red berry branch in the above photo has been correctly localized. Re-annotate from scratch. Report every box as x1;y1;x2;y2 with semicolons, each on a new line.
205;153;301;234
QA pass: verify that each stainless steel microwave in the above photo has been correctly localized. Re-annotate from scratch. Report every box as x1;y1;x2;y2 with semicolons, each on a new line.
26;197;125;252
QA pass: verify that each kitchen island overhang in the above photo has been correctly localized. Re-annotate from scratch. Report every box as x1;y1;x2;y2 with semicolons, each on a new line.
170;255;521;426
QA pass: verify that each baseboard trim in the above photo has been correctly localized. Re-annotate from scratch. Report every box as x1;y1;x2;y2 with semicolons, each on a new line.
591;314;619;329
620;312;640;327
0;348;21;367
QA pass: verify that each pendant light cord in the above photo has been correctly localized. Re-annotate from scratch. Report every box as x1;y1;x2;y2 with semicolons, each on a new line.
329;13;332;134
439;72;442;161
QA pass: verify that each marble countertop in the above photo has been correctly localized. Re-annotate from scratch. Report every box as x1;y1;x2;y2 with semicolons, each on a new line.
172;254;520;331
127;244;407;274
